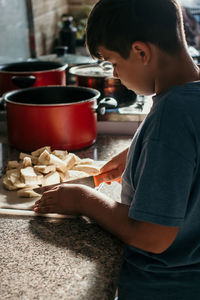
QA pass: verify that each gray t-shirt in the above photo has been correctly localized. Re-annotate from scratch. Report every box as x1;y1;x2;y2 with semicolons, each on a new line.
119;82;200;299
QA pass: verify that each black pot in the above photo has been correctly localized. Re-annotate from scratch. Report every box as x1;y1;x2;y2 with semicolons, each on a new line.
68;63;137;108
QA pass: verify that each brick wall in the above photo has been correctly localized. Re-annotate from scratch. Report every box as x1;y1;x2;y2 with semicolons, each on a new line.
32;0;98;56
32;0;69;56
68;0;98;14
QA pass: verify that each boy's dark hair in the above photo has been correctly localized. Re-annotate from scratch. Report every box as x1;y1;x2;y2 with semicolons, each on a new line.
86;0;186;59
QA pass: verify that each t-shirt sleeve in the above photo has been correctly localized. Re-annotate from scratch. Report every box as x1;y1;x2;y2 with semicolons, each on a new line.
129;139;195;227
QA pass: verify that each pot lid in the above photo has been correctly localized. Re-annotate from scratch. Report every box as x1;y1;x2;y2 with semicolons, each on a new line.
69;62;114;78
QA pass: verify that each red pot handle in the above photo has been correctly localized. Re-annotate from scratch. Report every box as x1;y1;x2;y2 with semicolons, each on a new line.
11;75;36;88
96;97;118;115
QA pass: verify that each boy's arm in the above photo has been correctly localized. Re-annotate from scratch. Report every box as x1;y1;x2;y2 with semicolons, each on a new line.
34;184;179;254
80;186;179;254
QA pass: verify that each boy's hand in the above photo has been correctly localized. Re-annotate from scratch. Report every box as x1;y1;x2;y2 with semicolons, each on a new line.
100;148;129;181
33;184;87;215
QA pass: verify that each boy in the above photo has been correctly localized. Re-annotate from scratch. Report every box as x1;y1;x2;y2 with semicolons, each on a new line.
34;0;200;298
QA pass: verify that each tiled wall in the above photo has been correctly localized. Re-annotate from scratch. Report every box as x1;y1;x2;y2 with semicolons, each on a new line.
0;0;98;61
0;0;30;63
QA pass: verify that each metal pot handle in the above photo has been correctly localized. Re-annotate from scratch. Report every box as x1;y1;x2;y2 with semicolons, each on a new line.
96;97;118;115
12;75;36;88
99;61;113;72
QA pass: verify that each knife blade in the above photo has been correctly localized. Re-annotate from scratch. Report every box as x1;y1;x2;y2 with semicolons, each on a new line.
33;174;121;195
33;176;95;195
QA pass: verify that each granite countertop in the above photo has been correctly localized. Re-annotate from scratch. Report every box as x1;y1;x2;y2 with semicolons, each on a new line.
0;112;133;300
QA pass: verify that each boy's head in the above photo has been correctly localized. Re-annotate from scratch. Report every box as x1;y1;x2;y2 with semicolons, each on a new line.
86;0;186;60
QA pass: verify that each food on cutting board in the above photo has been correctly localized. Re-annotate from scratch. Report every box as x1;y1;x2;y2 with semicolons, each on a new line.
2;146;101;198
72;164;103;175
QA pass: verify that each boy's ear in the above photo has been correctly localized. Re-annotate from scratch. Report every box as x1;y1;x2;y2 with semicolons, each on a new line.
131;42;151;65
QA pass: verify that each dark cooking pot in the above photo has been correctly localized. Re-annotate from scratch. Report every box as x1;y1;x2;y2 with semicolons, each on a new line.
0;60;68;95
69;63;137;108
3;86;117;151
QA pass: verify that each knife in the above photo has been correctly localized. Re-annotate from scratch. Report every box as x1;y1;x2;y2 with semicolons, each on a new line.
33;174;121;195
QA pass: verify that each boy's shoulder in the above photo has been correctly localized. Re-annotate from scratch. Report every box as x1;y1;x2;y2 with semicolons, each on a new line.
142;81;200;141
154;81;200;110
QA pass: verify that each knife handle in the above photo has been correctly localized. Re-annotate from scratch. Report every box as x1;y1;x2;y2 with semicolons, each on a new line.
93;174;121;187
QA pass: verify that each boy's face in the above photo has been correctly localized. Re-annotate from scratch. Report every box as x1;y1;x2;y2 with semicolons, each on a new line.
98;45;155;95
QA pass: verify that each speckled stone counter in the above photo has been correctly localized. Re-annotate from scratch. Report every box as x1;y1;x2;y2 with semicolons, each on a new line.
0;111;133;300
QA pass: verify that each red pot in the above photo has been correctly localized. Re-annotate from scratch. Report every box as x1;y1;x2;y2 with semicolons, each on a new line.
3;86;117;152
0;60;68;95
